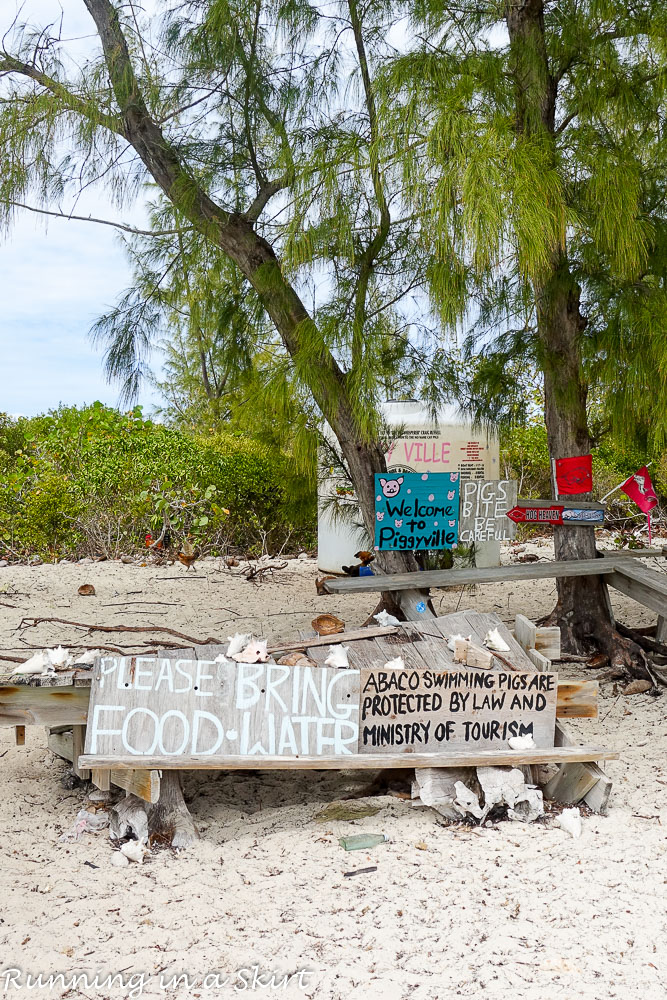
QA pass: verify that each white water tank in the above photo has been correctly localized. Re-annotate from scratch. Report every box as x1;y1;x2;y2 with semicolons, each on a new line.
317;400;501;573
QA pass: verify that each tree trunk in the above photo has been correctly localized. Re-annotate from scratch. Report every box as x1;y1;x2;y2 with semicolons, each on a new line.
148;771;199;848
504;1;652;679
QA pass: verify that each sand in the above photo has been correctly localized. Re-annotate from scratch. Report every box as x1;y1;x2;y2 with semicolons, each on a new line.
1;548;666;1000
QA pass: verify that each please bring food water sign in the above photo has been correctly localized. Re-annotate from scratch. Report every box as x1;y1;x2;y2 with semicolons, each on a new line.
374;472;460;551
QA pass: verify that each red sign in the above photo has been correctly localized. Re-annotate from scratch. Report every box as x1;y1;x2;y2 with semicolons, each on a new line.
555;455;593;495
507;505;564;525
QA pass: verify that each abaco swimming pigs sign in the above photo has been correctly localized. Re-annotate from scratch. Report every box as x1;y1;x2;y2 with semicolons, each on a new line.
374;472;459;551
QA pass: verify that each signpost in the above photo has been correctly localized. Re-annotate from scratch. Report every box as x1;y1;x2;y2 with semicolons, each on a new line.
374;472;459;551
506;500;605;526
458;479;518;544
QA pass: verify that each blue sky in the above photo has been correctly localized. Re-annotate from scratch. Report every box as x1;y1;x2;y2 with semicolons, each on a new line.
0;0;161;418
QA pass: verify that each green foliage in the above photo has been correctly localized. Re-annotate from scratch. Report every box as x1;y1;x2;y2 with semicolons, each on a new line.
0;404;315;561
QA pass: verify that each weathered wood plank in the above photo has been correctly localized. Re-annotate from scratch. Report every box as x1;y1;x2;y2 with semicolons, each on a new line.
109;767;161;804
72;724;89;780
535;626;561;661
555;680;598;719
515;614;537;654
543;762;598;804
268;625;399;654
554;720;612;814
608;565;667;616
15;725;25;746
91;768;110;791
0;683;90;727
527;648;552;672
324;558;616;594
79;745;619;770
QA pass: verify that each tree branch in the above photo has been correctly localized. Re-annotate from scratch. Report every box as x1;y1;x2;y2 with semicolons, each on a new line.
7;200;190;236
244;177;289;222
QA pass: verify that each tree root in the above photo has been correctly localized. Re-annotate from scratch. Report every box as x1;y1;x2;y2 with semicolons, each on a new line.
147;771;199;849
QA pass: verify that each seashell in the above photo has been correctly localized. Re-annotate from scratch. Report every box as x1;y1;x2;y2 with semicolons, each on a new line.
13;652;50;675
214;654;233;666
447;633;471;652
120;838;147;863
556;807;582;839
277;652;316;667
311;614;345;636
324;645;350;668
384;656;405;671
373;610;400;627
48;645;73;670
72;649;104;666
78;583;96;596
226;632;251;657
110;851;130;868
508;735;536;750
232;639;269;663
484;627;511;653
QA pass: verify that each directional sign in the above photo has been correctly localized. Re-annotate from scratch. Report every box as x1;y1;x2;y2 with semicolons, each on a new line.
506;503;604;526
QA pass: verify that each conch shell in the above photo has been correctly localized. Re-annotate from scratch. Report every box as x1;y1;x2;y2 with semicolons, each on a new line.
324;645;350;668
232;639;269;663
312;614;345;636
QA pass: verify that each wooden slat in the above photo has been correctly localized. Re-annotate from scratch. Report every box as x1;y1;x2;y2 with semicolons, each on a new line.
324;558;616;594
268;625;399;654
608;563;667;615
47;727;158;802
72;724;90;780
80;745;618;771
527;648;552;672
109;767;161;804
535;626;561;661
15;725;25;746
515;499;605;510
555;720;613;814
542;762;598;804
555;680;598;719
515;614;537;653
91;768;111;791
0;683;90;727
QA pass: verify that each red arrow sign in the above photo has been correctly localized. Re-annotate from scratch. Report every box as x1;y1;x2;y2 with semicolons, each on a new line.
506;505;564;525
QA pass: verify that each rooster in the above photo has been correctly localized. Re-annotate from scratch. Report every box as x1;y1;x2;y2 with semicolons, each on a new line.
178;538;199;571
342;550;375;577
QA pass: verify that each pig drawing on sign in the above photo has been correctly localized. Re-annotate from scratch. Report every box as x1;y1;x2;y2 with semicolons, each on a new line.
379;476;403;498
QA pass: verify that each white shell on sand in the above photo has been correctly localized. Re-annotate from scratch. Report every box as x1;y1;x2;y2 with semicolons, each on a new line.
557;807;583;839
110;852;130;868
383;656;405;671
120;839;147;863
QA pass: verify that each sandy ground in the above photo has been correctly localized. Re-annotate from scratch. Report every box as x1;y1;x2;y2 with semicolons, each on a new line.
1;548;666;1000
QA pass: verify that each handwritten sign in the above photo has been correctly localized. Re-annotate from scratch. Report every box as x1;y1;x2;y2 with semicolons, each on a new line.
83;655;558;764
84;657;359;759
359;667;557;753
458;480;518;544
374;472;459;551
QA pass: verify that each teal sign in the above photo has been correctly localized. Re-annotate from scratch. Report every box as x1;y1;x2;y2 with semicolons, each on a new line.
374;472;460;551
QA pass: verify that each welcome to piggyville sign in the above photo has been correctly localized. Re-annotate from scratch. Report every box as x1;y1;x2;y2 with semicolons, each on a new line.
374;471;460;551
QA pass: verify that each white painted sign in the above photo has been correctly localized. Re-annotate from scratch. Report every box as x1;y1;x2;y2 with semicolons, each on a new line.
458;479;518;544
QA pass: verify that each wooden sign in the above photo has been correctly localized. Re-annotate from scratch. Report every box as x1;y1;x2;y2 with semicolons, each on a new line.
458;479;518;544
374;472;459;551
82;655;562;766
507;500;604;526
359;666;557;752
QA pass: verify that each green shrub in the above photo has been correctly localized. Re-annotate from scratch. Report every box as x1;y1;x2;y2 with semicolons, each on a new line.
0;404;316;560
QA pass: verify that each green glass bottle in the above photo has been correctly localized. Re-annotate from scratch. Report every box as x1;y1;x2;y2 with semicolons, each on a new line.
338;833;388;851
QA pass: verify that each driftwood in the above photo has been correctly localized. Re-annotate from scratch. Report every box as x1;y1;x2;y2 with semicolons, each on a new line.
19;616;222;646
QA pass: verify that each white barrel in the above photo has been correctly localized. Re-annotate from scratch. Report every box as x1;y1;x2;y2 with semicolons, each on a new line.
317;400;501;573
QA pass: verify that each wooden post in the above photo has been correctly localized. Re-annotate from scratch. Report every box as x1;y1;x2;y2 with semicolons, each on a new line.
72;725;90;780
15;725;25;746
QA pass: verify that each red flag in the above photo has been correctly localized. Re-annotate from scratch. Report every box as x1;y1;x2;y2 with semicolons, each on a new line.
620;466;658;514
555;454;592;495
